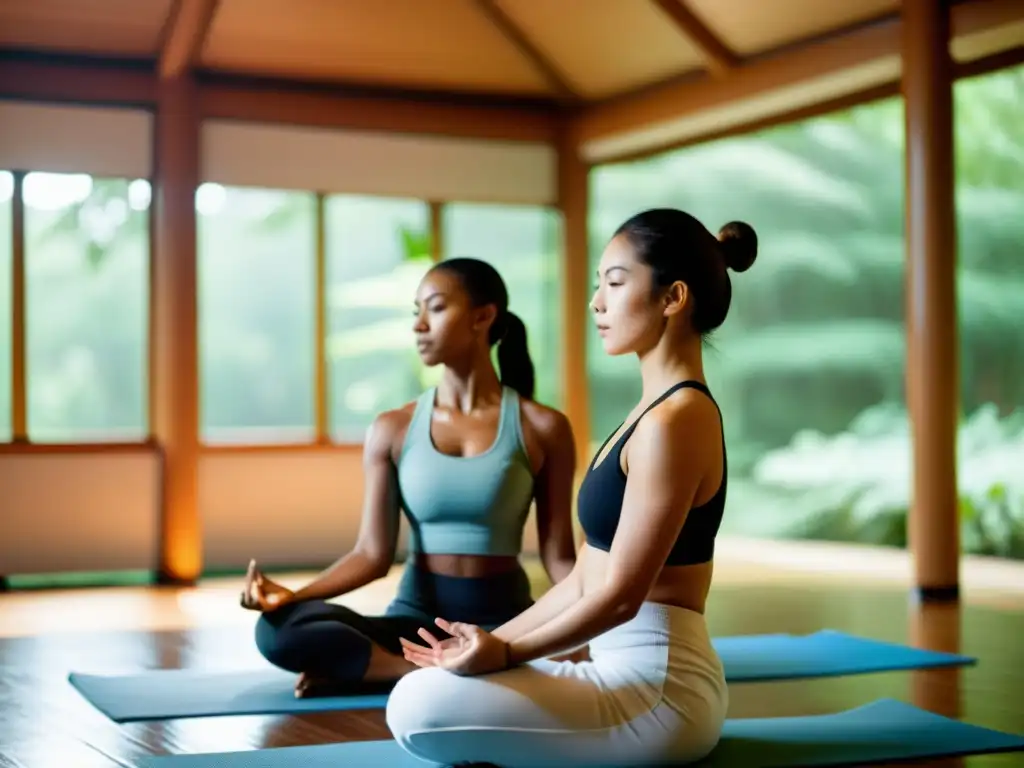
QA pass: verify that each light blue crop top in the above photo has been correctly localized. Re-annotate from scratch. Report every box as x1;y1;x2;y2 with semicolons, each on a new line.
396;386;536;557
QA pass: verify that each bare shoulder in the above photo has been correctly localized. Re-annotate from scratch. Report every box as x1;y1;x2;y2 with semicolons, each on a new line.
632;387;721;456
364;401;418;462
519;398;574;446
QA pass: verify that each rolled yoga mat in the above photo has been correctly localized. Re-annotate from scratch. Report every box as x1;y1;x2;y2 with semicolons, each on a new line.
134;699;1024;767
69;629;975;722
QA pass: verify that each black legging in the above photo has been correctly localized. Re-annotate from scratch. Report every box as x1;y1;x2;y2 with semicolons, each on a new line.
254;563;534;684
255;601;433;682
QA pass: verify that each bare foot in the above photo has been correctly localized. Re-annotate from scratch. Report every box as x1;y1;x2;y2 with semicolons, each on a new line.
292;646;418;698
294;670;407;699
294;673;372;698
364;645;418;681
294;672;324;698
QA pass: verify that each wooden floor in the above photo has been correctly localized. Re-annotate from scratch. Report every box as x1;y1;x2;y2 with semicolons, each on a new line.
2;539;1024;768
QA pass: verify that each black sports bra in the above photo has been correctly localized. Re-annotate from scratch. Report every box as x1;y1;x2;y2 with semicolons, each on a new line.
576;380;727;566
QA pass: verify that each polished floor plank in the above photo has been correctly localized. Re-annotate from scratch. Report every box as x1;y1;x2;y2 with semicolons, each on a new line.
4;537;1023;640
2;546;1023;767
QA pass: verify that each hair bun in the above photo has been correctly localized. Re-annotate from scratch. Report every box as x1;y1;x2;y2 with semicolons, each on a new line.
718;221;758;273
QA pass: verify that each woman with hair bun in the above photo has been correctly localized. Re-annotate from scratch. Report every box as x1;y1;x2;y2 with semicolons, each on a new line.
388;209;759;767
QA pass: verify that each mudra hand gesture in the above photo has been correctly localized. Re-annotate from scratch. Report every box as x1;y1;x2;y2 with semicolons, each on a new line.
400;618;512;676
240;559;295;612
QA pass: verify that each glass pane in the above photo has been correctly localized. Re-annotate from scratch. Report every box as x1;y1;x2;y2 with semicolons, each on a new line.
198;184;317;444
324;195;431;442
23;172;150;442
953;64;1024;561
590;96;909;548
0;171;11;440
443;202;562;407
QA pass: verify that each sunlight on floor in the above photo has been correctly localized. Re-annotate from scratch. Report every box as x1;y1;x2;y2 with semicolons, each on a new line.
2;539;1021;639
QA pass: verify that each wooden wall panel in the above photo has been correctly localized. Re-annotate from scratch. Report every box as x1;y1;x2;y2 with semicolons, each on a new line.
0;452;161;575
0;101;152;178
202;120;558;204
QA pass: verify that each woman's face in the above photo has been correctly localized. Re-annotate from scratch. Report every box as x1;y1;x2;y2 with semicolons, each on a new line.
590;234;669;357
412;269;492;366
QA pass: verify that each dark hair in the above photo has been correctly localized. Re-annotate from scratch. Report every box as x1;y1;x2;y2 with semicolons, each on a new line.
431;257;535;400
614;208;757;337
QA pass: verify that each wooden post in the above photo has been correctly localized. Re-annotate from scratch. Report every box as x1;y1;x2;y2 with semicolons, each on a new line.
909;602;962;722
556;122;591;467
429;201;444;264
314;193;329;445
152;76;202;585
10;172;26;443
902;0;960;601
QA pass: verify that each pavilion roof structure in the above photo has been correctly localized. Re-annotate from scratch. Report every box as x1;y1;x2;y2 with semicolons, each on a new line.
1;0;1023;162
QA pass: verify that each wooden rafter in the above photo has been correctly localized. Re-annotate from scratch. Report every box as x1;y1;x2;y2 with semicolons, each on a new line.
2;0;1021;162
651;0;739;76
576;0;1024;163
159;0;221;80
472;0;578;102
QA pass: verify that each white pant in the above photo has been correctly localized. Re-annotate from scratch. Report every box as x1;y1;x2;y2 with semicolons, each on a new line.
386;602;728;767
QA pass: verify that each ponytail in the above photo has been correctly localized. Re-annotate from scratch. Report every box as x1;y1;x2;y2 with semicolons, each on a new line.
429;258;533;398
496;311;535;401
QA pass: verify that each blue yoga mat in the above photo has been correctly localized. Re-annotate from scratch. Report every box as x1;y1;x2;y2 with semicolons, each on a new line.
69;629;974;722
134;699;1024;767
70;667;390;721
711;628;974;682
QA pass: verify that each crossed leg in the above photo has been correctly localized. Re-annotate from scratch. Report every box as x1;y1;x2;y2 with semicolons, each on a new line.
254;601;430;696
386;656;724;768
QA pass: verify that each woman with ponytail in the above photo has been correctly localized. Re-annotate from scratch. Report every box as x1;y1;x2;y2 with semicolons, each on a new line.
241;257;579;698
495;311;535;402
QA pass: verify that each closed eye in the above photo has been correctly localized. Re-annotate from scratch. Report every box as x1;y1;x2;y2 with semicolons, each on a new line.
413;303;446;315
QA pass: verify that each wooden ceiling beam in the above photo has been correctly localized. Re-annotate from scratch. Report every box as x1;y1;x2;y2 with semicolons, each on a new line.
574;0;1024;163
472;0;578;102
198;81;561;143
0;57;560;144
651;0;739;75
0;57;157;105
159;0;221;80
575;15;900;161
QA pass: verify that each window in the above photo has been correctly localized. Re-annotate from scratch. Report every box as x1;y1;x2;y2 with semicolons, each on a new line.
23;172;150;442
589;97;909;549
197;184;317;444
0;171;11;440
324;196;431;442
442;203;562;408
953;64;1024;561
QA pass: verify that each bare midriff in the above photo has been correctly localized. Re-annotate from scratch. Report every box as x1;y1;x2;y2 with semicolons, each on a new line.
413;551;522;579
